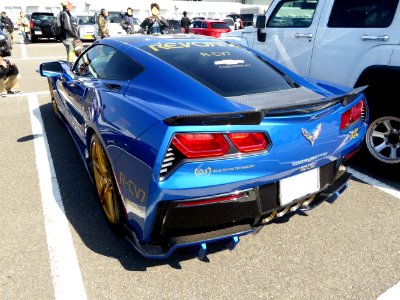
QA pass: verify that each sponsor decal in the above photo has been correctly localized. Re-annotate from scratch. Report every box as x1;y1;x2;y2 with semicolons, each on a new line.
301;124;322;146
119;172;146;203
349;128;359;140
194;164;255;176
147;41;237;52
194;167;212;177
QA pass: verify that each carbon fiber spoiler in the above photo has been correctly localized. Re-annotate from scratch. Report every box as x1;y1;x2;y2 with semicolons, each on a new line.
164;86;367;126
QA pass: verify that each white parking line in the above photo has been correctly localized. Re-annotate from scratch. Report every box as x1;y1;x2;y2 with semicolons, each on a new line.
348;167;400;199
20;42;28;59
28;94;87;300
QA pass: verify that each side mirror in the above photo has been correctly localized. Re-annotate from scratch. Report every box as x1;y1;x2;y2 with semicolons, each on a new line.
40;62;63;77
255;15;266;29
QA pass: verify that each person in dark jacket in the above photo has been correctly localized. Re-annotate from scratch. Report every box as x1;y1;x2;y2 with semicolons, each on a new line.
0;56;21;97
1;12;14;48
58;1;78;62
140;3;168;35
121;7;135;34
180;11;191;34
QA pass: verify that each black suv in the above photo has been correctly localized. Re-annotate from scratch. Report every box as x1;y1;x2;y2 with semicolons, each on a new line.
30;12;57;43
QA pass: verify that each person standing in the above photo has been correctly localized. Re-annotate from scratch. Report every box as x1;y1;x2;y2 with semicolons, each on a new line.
140;3;168;35
1;12;14;48
97;9;109;38
180;11;191;34
16;12;30;43
121;7;135;34
0;56;21;97
58;1;79;62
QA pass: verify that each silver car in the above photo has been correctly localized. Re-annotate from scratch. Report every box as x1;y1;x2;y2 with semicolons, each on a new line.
77;15;95;41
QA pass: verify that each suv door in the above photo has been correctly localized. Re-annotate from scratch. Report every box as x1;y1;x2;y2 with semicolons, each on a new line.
309;0;400;86
251;0;322;76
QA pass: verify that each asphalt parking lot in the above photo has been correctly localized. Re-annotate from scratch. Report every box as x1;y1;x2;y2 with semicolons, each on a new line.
1;34;399;300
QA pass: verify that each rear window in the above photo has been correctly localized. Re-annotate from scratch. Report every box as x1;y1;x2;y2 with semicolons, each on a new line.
210;22;230;29
32;13;54;21
108;12;123;23
78;16;94;25
140;41;294;97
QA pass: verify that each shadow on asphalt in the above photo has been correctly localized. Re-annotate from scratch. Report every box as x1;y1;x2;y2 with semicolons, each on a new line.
37;102;232;270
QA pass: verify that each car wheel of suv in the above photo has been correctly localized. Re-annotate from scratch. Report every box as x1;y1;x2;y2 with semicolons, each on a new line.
365;116;400;166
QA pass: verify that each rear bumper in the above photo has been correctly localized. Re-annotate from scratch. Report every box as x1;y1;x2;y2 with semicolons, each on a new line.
126;161;351;259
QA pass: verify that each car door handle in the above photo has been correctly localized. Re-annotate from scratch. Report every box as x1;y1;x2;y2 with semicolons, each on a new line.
361;35;389;41
295;33;313;39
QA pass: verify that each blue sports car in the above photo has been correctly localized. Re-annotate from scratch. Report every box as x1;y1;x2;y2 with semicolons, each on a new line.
40;35;368;259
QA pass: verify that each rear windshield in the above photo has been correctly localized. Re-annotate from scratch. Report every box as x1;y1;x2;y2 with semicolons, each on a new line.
140;41;293;97
32;14;54;21
223;19;234;26
78;16;95;25
210;22;231;29
108;12;123;23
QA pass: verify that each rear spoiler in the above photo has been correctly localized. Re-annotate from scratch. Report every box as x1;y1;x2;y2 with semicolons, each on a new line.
164;86;367;126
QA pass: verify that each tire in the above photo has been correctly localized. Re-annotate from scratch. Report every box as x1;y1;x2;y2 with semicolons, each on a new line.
90;135;124;228
365;116;400;168
47;78;62;120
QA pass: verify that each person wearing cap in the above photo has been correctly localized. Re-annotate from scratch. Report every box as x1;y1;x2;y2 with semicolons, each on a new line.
58;1;79;62
180;11;191;34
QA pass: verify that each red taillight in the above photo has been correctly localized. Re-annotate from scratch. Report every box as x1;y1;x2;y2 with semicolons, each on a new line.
177;192;246;207
172;133;229;158
30;20;34;29
340;100;364;129
227;132;267;153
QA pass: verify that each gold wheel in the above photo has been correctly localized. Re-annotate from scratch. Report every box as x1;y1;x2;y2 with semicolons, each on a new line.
47;78;60;119
90;136;119;224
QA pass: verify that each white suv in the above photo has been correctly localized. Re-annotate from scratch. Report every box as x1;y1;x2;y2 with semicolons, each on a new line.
223;0;400;169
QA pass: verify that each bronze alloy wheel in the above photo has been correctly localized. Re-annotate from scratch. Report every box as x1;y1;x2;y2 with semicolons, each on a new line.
90;135;121;225
47;78;61;119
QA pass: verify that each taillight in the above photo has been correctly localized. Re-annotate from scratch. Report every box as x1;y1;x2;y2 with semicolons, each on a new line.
340;100;364;129
172;133;229;158
227;132;267;153
30;20;34;29
176;192;246;207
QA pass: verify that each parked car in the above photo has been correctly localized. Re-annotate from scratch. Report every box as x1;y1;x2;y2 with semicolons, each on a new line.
165;19;182;34
223;0;400;170
94;11;125;39
223;17;235;31
76;15;95;41
40;35;367;259
30;12;57;43
226;14;255;27
189;20;231;38
0;29;11;56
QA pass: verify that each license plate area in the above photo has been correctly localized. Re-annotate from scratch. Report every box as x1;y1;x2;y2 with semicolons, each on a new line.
279;168;320;206
34;31;42;35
